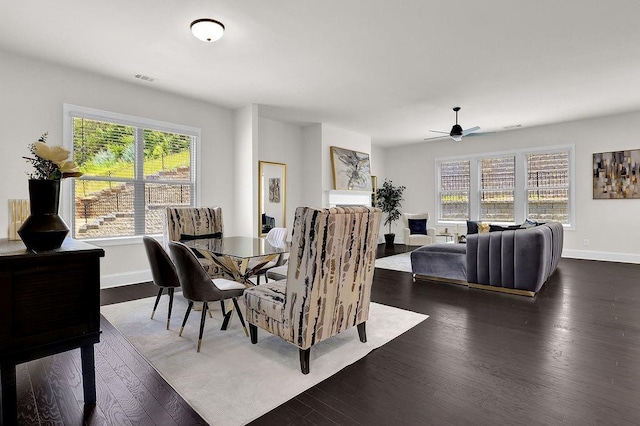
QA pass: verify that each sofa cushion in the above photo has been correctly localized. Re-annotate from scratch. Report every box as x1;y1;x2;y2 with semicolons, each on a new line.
408;218;427;235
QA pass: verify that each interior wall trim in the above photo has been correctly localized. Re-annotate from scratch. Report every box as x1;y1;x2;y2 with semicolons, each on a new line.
562;249;640;265
101;270;152;288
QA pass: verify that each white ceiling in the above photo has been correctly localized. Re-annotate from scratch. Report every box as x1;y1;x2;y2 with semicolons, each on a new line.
3;1;640;147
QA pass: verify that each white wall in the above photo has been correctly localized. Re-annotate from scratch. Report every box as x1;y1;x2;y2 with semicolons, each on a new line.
0;49;236;287
301;124;323;208
257;116;303;235
233;105;258;237
379;111;640;263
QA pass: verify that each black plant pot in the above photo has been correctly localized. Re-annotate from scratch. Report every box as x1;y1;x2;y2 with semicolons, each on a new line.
18;179;69;252
384;233;396;247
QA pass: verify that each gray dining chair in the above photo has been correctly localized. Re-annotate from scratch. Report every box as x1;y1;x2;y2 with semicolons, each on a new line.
168;241;248;352
142;236;181;330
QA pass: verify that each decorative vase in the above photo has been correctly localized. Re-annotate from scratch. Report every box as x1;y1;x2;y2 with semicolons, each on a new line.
18;179;69;251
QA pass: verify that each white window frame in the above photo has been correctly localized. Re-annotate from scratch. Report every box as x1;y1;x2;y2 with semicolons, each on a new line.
62;104;202;246
435;144;575;229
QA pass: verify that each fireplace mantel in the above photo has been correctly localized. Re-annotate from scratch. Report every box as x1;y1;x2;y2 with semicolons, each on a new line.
327;190;372;208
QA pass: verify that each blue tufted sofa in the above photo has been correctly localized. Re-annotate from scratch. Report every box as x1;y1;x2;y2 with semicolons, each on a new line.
411;221;563;296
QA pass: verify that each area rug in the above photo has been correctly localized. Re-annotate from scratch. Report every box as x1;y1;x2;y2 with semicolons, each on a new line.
374;252;412;273
101;295;427;425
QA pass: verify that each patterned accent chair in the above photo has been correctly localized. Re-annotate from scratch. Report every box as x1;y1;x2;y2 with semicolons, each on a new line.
163;207;225;278
243;206;382;374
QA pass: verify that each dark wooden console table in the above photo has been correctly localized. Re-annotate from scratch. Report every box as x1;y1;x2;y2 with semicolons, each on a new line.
0;238;104;425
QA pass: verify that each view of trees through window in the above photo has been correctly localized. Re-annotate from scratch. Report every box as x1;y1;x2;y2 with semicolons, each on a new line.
72;117;194;239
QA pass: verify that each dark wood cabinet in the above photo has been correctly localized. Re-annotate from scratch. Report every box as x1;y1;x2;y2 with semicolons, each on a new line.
0;238;104;425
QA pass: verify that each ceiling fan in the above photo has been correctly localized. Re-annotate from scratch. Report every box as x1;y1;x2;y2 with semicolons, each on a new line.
424;107;483;142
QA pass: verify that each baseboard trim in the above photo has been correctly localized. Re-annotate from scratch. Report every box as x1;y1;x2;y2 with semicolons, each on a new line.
101;270;151;289
562;250;640;264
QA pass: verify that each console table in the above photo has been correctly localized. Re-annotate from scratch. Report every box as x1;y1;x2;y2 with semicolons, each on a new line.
0;238;104;425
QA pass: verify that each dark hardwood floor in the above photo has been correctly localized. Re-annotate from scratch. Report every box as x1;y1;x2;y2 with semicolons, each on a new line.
13;245;640;425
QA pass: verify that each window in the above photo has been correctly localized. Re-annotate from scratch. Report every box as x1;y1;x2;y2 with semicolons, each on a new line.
436;145;573;227
64;105;199;240
526;151;570;223
480;156;515;222
438;160;470;220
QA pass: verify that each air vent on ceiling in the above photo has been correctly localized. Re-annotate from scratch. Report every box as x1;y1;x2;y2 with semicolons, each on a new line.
134;74;155;83
503;124;522;130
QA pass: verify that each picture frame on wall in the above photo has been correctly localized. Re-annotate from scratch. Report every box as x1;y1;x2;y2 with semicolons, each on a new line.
330;146;372;191
593;150;640;199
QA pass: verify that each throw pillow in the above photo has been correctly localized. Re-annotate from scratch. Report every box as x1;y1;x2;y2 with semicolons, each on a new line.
489;224;523;232
477;222;490;233
521;219;538;229
408;218;427;235
467;220;479;235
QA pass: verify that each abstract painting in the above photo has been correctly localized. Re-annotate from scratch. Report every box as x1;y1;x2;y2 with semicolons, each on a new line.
593;150;640;199
269;178;281;203
330;146;372;191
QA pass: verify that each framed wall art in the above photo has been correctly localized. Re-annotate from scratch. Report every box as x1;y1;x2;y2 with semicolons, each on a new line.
593;149;640;199
330;146;372;191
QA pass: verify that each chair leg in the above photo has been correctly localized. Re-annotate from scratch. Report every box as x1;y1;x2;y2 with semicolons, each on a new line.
151;288;163;319
256;275;261;285
166;288;175;330
197;302;208;352
231;298;248;337
220;300;226;316
249;324;258;344
299;348;310;374
179;301;193;337
221;307;233;331
357;322;367;343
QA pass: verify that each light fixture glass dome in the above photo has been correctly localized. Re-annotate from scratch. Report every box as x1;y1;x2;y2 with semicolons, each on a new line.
190;19;225;42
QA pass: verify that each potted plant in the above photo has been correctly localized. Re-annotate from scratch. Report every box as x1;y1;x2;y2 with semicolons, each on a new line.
376;179;406;246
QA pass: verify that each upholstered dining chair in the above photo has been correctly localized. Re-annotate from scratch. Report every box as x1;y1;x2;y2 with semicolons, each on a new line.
402;212;436;247
253;227;288;285
168;241;248;352
244;206;381;374
142;236;181;330
163;207;225;279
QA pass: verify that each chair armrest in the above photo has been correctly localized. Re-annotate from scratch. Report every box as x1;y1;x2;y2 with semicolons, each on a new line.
403;228;411;242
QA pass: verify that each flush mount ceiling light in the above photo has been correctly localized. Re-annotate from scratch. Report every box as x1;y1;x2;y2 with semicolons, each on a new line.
190;18;225;42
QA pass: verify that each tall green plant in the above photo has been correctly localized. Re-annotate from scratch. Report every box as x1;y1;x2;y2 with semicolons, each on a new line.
376;179;406;234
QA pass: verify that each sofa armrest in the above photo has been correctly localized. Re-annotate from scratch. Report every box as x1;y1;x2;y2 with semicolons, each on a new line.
427;228;436;238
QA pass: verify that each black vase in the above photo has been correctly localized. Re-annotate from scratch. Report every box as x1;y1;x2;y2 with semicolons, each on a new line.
18;179;69;252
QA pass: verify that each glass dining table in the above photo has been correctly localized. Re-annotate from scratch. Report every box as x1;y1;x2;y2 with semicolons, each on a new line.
182;236;289;286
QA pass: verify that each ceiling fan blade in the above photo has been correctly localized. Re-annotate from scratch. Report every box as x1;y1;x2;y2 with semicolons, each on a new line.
424;135;448;141
465;131;494;137
428;129;450;134
462;126;481;136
